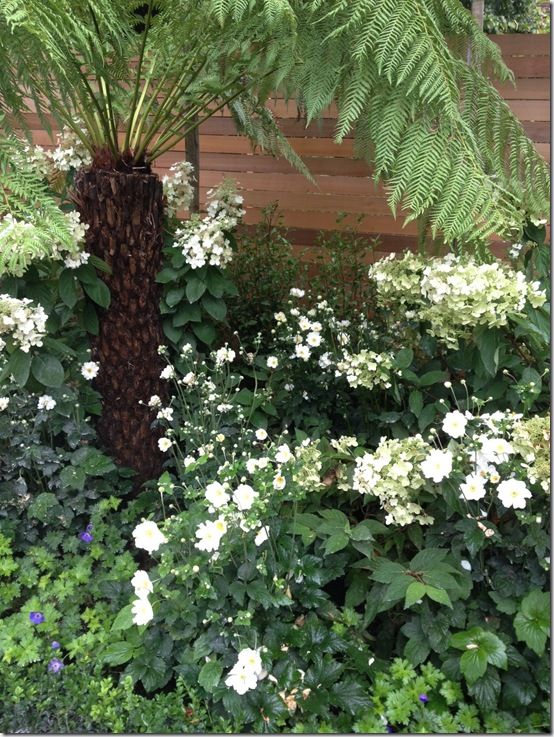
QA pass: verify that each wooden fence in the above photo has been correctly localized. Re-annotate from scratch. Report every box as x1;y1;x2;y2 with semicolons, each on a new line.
27;34;550;260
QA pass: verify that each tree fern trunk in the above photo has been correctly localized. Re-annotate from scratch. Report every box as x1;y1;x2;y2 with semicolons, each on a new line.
74;169;167;487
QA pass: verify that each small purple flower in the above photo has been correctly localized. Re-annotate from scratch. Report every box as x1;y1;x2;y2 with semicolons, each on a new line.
48;657;64;674
386;726;395;733
79;531;93;543
86;523;93;533
51;641;60;650
29;611;45;624
419;693;429;704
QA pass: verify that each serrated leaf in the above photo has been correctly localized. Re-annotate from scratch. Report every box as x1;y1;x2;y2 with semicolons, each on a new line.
467;667;501;710
330;679;371;714
404;581;426;608
514;589;549;655
424;585;452;608
198;660;223;693
111;604;134;631
103;640;136;666
324;533;349;555
460;646;488;684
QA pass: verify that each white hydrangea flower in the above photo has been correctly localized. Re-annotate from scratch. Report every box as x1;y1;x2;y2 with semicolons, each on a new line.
133;520;168;554
81;361;99;380
162;161;195;218
131;597;154;626
131;570;154;599
205;481;230;509
37;395;56;411
497;478;532;509
0;295;48;352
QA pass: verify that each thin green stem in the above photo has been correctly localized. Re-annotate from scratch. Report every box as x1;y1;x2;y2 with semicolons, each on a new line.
124;0;153;152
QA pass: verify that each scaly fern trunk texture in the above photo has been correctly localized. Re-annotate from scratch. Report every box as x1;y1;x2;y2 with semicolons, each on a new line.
74;168;167;486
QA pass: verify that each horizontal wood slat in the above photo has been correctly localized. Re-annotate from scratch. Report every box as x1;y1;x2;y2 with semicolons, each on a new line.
17;33;550;254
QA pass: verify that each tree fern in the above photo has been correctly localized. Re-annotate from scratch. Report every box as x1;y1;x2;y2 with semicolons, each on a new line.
0;135;73;276
0;0;548;248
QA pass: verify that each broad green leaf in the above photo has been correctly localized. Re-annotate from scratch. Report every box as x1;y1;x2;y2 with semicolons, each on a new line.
419;370;447;387
410;548;448;571
404;581;426;608
156;266;181;283
172;303;202;326
186;276;207;303
460;646;488;684
371;559;406;583
111;604;134;631
165;287;185;307
58;269;79;308
418;403;436;432
394;347;414;369
6;349;32;386
201;294;227;321
408;389;423;416
424;585;452;608
31;354;64;387
192;321;216;345
198;660;223;693
103;640;137;666
467;667;501;711
59;465;86;491
514;589;550;655
83;278;111;308
404;636;430;665
324;533;349;555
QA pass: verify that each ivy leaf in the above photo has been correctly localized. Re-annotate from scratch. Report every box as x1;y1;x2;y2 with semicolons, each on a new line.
198;660;223;693
514;589;550;655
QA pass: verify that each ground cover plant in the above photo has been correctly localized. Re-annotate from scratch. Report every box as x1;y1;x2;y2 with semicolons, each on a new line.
0;0;550;733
